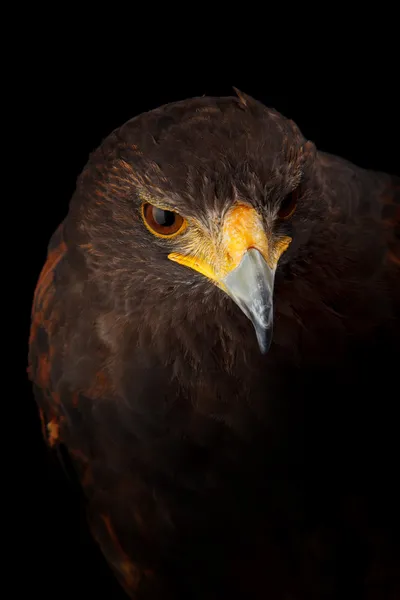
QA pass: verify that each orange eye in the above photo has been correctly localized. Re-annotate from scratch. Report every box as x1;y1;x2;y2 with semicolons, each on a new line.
278;186;300;220
142;203;186;237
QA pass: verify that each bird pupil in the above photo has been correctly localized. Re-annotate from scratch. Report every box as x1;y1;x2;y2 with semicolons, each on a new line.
153;207;175;227
282;195;293;211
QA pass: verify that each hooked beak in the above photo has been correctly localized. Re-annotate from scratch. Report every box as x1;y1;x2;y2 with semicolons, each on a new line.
168;205;291;353
222;248;275;353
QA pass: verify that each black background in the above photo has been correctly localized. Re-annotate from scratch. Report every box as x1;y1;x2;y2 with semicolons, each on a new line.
16;72;399;598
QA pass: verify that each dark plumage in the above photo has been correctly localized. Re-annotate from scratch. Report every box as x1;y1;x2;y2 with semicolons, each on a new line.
28;91;400;599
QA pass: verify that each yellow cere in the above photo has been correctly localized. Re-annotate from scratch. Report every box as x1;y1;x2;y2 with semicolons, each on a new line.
272;236;292;265
168;205;292;283
222;206;269;271
167;253;220;283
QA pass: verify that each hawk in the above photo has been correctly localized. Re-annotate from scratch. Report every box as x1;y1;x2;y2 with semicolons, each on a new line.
28;90;400;599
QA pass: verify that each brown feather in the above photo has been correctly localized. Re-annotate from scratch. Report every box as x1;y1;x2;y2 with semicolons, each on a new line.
29;95;400;599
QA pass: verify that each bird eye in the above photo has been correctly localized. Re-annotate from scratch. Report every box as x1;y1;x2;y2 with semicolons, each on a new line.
142;203;186;237
277;186;300;220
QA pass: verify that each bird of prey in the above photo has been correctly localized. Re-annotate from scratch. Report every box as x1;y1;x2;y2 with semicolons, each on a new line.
28;90;400;599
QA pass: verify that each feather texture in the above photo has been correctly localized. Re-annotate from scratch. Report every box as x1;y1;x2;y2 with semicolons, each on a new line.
29;94;400;599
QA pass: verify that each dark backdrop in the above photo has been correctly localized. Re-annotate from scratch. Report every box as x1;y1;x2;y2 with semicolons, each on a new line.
18;78;399;598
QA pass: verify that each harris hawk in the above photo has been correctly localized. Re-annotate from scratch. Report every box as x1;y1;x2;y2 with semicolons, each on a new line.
28;91;400;599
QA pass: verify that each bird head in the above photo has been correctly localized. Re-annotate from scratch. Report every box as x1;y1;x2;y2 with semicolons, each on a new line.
69;90;319;353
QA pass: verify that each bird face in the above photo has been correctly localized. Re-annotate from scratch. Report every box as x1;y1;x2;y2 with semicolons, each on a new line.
140;197;293;352
73;92;317;353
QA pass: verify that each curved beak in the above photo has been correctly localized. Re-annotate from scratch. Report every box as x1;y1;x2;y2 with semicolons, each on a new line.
222;248;275;353
168;205;291;354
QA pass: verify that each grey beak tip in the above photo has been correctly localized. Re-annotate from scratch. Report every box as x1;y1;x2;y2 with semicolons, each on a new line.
259;343;268;355
255;325;273;354
222;248;276;354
